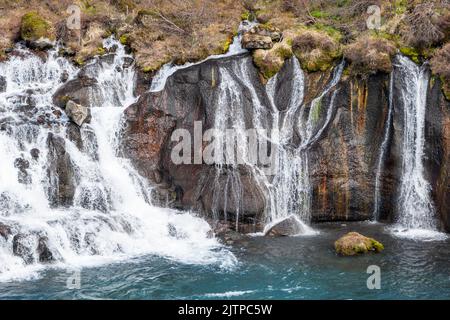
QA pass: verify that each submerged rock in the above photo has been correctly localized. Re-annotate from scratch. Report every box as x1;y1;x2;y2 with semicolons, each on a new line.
265;215;307;237
65;100;91;127
334;232;384;256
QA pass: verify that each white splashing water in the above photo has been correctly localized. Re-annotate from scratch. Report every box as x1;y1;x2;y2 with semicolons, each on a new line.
207;57;343;235
390;55;446;240
0;39;236;282
149;20;257;92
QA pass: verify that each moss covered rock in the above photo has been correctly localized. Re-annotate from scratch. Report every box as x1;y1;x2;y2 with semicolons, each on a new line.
253;39;293;79
20;12;54;42
334;232;384;256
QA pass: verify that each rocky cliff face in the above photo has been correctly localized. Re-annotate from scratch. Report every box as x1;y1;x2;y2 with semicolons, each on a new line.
119;53;450;232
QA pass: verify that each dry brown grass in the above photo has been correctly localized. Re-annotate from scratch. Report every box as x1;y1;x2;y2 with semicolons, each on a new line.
431;42;450;98
292;28;341;72
344;35;396;76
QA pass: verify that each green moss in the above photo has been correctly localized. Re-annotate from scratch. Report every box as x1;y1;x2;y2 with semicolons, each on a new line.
221;36;233;53
310;23;342;42
400;46;420;64
119;34;129;45
74;57;85;66
97;47;106;55
311;10;330;19
81;0;97;15
20;12;53;41
394;0;408;14
370;239;384;252
311;98;322;123
241;10;256;21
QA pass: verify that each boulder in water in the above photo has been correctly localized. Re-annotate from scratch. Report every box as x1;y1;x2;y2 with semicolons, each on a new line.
334;232;384;256
65;100;91;127
37;236;55;263
265;215;306;237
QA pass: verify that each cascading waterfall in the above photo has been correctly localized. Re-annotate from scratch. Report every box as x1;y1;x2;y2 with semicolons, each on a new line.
0;39;235;281
391;55;443;238
207;56;343;234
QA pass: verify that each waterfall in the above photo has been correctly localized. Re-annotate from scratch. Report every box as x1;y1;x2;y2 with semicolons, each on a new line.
372;73;394;221
206;57;343;234
0;39;235;281
391;55;445;239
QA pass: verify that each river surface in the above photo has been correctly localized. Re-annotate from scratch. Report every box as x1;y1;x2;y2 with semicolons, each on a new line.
1;222;448;300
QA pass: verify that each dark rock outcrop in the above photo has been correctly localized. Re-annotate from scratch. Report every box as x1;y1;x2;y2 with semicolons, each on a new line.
46;133;76;207
53;74;98;108
0;76;6;93
0;222;12;240
265;215;305;237
121;53;449;233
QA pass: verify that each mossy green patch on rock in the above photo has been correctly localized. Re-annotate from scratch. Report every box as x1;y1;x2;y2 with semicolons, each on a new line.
400;46;420;64
20;12;54;42
334;232;384;256
119;34;129;45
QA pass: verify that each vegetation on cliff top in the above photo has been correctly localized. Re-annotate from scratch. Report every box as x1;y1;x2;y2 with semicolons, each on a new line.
0;0;448;93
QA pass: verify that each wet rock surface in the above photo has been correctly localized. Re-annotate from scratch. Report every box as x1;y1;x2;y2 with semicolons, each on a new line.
122;53;449;231
265;215;306;237
46;133;76;207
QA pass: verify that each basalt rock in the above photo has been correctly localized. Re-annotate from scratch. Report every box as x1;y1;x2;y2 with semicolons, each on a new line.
265;215;306;237
53;75;98;108
0;76;6;92
46;133;76;207
121;53;449;232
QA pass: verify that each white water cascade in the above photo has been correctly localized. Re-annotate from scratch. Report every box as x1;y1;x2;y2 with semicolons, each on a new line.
0;39;235;282
206;56;343;234
391;55;444;239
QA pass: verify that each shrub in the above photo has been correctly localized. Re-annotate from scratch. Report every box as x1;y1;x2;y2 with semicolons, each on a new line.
431;43;450;100
292;29;341;72
403;2;445;48
344;35;396;76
